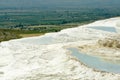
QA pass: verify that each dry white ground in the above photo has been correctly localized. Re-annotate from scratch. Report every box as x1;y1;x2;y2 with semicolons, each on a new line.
0;17;120;80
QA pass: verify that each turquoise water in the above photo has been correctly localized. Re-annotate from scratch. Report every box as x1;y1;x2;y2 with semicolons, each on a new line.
68;48;120;73
19;36;54;45
88;26;117;33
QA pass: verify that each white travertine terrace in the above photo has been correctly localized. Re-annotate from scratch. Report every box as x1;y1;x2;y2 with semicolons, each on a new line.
0;17;120;80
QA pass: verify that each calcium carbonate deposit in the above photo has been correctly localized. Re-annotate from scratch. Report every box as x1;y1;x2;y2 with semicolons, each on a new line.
0;17;120;80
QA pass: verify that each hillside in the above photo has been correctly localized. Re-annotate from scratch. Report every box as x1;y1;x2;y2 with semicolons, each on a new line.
0;29;21;42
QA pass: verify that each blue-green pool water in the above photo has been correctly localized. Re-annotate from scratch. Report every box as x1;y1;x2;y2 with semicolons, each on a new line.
68;48;120;73
88;26;117;33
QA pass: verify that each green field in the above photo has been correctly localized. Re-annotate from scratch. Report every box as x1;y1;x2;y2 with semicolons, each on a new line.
0;8;120;42
0;8;120;28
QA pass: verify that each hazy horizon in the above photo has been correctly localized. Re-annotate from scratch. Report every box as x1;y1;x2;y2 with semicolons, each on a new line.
0;0;120;9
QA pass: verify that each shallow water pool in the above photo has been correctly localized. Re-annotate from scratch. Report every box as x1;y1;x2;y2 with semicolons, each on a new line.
19;36;54;45
88;26;117;33
68;48;120;73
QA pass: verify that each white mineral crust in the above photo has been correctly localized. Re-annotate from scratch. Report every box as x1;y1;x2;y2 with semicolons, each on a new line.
0;17;120;80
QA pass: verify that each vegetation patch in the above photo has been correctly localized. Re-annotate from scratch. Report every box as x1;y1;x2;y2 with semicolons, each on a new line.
0;29;21;42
